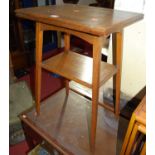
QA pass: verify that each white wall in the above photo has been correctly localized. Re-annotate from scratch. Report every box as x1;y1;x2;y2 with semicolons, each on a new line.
115;0;145;13
105;0;146;98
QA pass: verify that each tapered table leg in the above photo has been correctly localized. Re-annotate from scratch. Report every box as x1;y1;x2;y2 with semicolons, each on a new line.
112;32;123;116
35;22;43;114
90;37;103;149
64;33;70;96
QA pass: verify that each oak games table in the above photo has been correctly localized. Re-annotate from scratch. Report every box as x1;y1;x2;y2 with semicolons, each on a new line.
16;4;143;152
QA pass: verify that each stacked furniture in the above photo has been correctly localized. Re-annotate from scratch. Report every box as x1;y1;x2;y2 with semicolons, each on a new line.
15;4;143;154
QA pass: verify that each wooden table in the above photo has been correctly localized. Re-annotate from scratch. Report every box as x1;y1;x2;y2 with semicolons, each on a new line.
15;4;143;149
20;89;118;155
120;96;146;155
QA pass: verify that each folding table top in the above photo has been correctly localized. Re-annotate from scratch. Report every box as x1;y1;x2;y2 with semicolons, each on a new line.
15;4;143;36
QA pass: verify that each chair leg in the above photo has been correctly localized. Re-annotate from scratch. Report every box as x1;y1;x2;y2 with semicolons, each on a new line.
140;142;146;155
125;123;139;155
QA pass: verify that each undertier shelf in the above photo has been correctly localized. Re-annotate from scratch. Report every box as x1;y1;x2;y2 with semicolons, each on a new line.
42;51;117;88
20;89;117;155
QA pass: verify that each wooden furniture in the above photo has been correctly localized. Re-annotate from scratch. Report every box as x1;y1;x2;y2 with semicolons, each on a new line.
20;89;118;154
15;4;143;149
120;96;146;155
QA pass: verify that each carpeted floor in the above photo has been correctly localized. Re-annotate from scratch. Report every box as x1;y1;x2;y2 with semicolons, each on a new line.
10;141;29;155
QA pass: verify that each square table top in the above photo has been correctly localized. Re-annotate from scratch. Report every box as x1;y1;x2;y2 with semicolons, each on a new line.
15;4;143;36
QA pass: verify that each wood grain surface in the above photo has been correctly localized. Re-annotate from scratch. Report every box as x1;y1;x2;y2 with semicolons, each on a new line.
20;89;117;155
15;4;143;36
41;51;117;88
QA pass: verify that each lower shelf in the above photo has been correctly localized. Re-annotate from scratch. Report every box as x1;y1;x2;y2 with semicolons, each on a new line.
41;51;117;88
20;89;117;155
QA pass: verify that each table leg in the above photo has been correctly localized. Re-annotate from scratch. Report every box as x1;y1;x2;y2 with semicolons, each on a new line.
112;31;123;116
90;37;102;149
64;33;70;96
35;22;43;114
